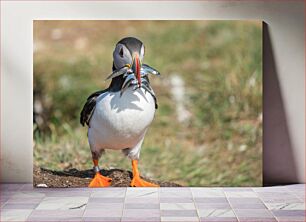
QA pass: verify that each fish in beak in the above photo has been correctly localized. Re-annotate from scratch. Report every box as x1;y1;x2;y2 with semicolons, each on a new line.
131;53;141;87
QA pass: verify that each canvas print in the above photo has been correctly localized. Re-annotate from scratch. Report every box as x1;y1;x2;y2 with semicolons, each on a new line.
33;20;262;187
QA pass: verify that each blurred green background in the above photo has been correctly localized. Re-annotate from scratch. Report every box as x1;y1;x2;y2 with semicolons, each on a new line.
34;20;262;186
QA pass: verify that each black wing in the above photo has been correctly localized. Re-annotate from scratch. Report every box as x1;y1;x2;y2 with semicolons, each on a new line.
80;89;108;127
152;91;158;109
142;75;158;109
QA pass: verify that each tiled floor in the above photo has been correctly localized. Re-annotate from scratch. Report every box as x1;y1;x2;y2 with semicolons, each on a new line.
0;184;304;222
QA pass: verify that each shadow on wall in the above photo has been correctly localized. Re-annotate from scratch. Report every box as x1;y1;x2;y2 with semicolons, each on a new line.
263;22;298;186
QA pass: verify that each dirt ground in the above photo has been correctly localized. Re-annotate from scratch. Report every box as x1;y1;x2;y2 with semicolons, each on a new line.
33;166;181;188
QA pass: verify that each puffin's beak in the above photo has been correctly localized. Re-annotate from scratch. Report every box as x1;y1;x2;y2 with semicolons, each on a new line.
132;53;141;87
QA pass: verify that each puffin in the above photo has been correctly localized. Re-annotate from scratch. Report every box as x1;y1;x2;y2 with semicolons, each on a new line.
80;37;160;187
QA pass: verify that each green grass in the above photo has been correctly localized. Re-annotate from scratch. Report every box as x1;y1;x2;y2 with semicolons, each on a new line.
34;20;262;186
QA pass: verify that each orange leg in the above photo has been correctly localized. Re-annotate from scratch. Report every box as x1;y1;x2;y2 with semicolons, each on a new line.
88;159;112;188
130;160;159;187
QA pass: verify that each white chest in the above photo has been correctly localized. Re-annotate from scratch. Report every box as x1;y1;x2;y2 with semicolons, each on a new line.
88;87;155;150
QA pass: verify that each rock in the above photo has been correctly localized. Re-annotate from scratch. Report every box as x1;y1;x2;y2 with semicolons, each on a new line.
33;166;181;188
36;183;48;188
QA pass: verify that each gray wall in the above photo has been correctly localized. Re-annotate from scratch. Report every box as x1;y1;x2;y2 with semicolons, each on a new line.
1;1;305;184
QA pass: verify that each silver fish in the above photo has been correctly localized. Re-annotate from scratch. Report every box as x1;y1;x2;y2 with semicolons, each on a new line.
122;74;136;89
141;84;155;98
141;64;160;76
120;74;137;96
140;77;150;86
108;64;160;96
105;66;129;80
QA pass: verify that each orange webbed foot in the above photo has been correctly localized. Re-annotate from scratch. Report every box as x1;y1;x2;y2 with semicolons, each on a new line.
130;175;159;187
130;159;159;187
89;172;112;188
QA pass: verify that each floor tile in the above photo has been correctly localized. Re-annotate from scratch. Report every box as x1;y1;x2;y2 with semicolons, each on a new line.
200;217;238;222
1;202;7;208
83;208;123;217
122;217;161;221
83;217;121;222
1;183;305;222
125;203;160;209
162;216;199;222
0;209;33;221
27;217;83;221
191;188;225;198
223;188;253;192
126;188;158;198
36;188;90;192
161;210;198;217
230;202;266;209
36;196;88;210
237;218;277;222
2;203;39;209
253;186;289;193
196;203;231;209
161;203;196;210
29;209;84;217
195;197;228;203
160;188;191;192
265;202;305;210
1;196;10;205
234;209;274;218
276;217;306;222
58;187;92;192
256;192;294;197
257;192;300;203
125;197;159;203
271;209;305;217
198;209;235;217
19;184;36;191
44;191;91;197
86;202;123;209
228;198;263;204
122;209;160;217
1;191;15;200
160;197;194;203
91;188;126;198
10;191;45;199
89;197;124;203
292;191;305;201
225;191;258;198
0;184;24;191
284;184;305;191
292;190;305;195
160;189;192;198
262;197;302;204
7;197;44;204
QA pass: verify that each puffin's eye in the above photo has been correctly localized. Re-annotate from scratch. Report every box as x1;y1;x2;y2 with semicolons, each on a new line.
119;48;124;58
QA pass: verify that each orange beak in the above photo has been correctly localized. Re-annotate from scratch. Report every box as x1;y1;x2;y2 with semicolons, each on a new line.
132;53;141;87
